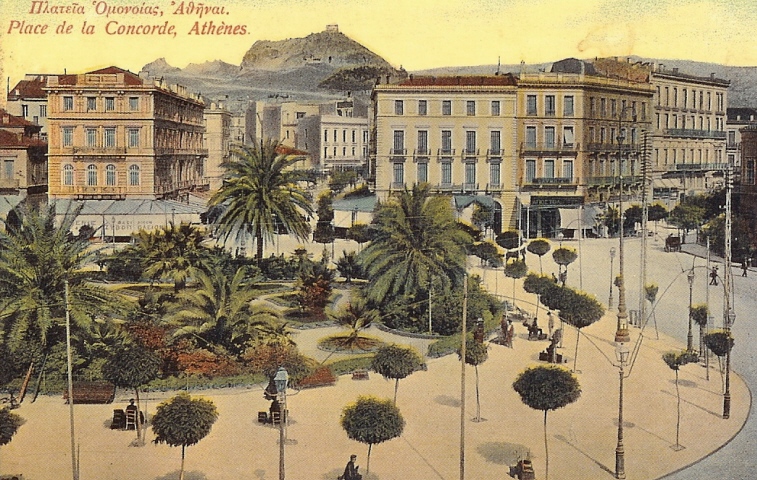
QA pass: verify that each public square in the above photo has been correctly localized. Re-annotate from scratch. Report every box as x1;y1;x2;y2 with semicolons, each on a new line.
2;226;753;480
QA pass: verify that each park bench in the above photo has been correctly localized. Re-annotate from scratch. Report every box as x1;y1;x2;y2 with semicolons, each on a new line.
351;369;370;380
62;381;115;404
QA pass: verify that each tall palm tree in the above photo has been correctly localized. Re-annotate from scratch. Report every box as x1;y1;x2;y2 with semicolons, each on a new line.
140;223;209;292
163;265;280;355
0;203;121;390
359;183;471;305
208;139;314;265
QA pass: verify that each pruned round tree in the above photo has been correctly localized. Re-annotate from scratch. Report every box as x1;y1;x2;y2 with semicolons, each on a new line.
496;230;521;250
152;392;218;480
341;395;404;474
523;272;557;318
457;334;489;422
102;345;161;442
551;247;578;285
704;330;734;358
558;290;604;372
690;304;709;357
513;365;581;480
526;238;551;274
504;259;527;305
663;350;699;450
371;344;423;403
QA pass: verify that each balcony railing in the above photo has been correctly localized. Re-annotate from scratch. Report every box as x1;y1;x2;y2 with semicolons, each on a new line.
58;185;127;198
155;147;209;156
663;129;726;139
462;149;479;158
526;177;575;185
586;175;644;186
73;146;127;155
436;183;462;192
586;143;640;152
414;148;432;157
155;180;194;195
462;182;479;192
487;149;503;157
727;142;740;149
437;148;456;156
389;148;407;156
671;162;730;172
521;142;579;153
486;183;503;192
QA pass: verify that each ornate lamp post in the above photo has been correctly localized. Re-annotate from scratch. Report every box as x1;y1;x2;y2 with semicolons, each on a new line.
615;341;630;479
687;269;695;351
609;247;616;307
274;366;289;480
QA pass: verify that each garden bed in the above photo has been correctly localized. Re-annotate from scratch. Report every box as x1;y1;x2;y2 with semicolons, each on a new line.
317;334;386;353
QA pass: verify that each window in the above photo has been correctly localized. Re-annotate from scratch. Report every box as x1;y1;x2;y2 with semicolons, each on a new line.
728;131;736;145
491;101;500;116
62;127;74;147
392;162;404;185
363;130;368;143
525;126;536;148
563;160;573;180
590;97;596;116
63;96;73;111
490;131;501;155
465;162;476;185
747;160;755;185
683;89;688;108
441;130;452;153
465;131;476;154
563;126;575;147
611;99;617;117
544;159;555;178
128;128;140;148
86;128;97;147
352;130;356;143
545;95;556;116
442;100;452;115
296;112;305;119
417;130;428;154
544;127;556;148
106;164;116;186
334;130;337;142
564;96;574;116
105;97;115;111
707;92;712;111
525;160;536;182
600;98;606;117
441;162;452;184
104;128;116;148
87;97;97;112
600;128;606;144
39;105;46;118
418;100;427;116
665;87;669;106
21;105;28;118
333;147;337;157
673;88;678;107
4;160;13;180
392;130;405;154
63;164;74;185
87;164;97;186
466;101;476;116
342;147;346;156
129;164;140;186
324;130;328;142
343;129;347;142
526;95;537;115
394;100;404;115
417;161;428;183
490;162;501;186
324;147;328;158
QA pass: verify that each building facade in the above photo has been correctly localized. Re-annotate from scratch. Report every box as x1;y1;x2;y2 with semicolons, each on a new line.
726;107;757;178
296;114;369;173
6;74;53;140
204;102;232;192
371;74;519;231
0;109;48;200
45;66;207;202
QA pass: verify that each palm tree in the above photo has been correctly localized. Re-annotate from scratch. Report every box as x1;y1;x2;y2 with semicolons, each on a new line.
208;139;314;265
140;223;209;292
329;296;378;350
0;203;121;395
164;265;280;355
359;183;472;305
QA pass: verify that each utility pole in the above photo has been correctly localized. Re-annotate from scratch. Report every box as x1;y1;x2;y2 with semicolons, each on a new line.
459;275;468;480
65;280;79;480
723;166;734;419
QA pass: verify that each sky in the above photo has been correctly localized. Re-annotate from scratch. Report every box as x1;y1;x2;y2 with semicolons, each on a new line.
1;0;757;95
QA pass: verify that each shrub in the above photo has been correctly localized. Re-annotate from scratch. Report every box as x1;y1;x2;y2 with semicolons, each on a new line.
298;366;337;388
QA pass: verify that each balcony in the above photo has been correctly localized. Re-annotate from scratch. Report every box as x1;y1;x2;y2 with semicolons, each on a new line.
462;182;479;192
73;146;127;155
527;177;575;185
437;148;456;157
727;142;740;150
155;180;194;195
58;185;127;199
487;149;503;158
462;149;479;158
520;142;579;154
413;148;431;160
155;147;209;156
586;175;644;186
586;143;641;153
670;163;730;172
662;129;726;140
486;183;503;192
436;183;463;193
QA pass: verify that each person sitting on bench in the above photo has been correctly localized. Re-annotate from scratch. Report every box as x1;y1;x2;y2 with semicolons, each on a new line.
528;318;543;339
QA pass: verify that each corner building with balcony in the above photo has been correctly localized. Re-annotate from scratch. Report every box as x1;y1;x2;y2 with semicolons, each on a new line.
517;59;654;238
45;66;207;202
371;75;519;232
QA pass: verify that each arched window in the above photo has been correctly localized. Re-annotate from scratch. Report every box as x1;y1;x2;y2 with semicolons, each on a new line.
106;164;116;186
87;164;97;186
129;164;140;186
63;164;74;186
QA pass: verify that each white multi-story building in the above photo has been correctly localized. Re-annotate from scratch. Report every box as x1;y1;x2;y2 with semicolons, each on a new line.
296;114;369;173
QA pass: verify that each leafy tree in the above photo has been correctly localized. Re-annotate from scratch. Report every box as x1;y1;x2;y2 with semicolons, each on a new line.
551;247;577;286
667;203;705;243
241;339;314;387
690;304;709;358
662;350;699;450
558;290;604;372
313;191;335;245
329;296;379;350
0;406;24;471
603;206;620;236
336;250;363;283
371;344;423;403
347;223;372;246
359;183;472;306
471;203;494;232
623;205;642;233
523;272;556;319
426;275;500;336
135;223;210;291
648;203;669;236
496;230;521;250
152;392;218;480
341;395;404;474
504;259;528;304
457;334;489;421
704;330;734;358
526;238;551;274
208;139;314;265
512;366;581;480
102;345;161;442
295;261;334;319
164;265;280;355
702;214;753;260
470;240;504;268
329;170;358;194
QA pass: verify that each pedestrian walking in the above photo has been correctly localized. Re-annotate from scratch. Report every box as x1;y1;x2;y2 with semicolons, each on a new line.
742;258;748;277
547;311;555;338
710;266;719;285
506;323;514;348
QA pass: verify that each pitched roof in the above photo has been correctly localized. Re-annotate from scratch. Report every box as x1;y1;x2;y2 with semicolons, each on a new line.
0;109;37;128
55;66;143;86
396;74;517;87
8;78;46;100
0;129;46;148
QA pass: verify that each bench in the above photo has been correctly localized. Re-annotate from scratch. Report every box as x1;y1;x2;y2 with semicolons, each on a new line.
62;381;115;404
352;369;370;380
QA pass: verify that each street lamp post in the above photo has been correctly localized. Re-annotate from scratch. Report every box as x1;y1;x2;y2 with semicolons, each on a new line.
274;366;289;480
686;269;695;351
609;247;616;307
615;109;632;345
615;342;630;479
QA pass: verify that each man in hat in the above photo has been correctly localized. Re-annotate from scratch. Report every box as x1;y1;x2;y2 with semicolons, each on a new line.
341;454;362;480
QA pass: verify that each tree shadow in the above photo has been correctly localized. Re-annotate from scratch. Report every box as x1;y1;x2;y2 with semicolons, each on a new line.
155;471;207;480
476;441;531;465
554;434;614;475
434;395;461;408
670;378;697;388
